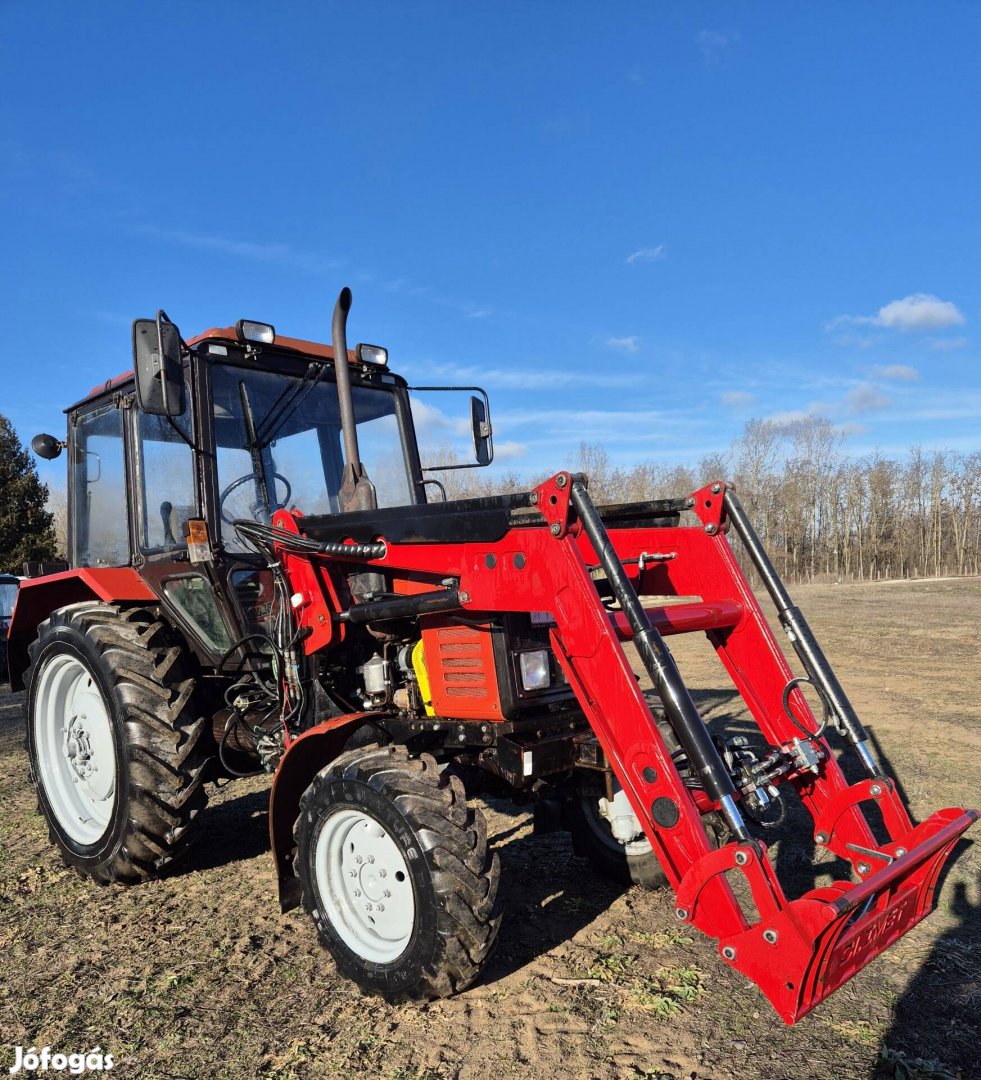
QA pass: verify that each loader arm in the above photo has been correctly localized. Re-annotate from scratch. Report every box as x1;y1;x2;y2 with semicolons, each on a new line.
271;472;976;1023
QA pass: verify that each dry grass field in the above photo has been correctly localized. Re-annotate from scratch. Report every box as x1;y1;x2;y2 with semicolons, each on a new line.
1;578;978;1080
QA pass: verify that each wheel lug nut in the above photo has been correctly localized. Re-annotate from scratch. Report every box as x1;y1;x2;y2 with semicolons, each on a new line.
348;869;357;877
376;904;385;912
352;889;361;897
366;855;375;864
354;855;363;864
383;890;391;899
377;869;387;878
365;902;373;911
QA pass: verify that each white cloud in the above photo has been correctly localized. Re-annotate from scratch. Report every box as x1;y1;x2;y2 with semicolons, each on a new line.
409;398;453;431
697;29;739;66
133;224;344;274
410;360;644;390
928;335;968;351
762;408;818;428
831;293;965;333
607;335;640;353
626;245;666;265
873;364;919;382
720;390;754;408
835;421;868;438
846;384;891;413
493;441;527;462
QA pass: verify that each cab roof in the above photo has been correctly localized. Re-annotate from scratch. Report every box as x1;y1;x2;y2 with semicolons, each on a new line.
69;327;360;411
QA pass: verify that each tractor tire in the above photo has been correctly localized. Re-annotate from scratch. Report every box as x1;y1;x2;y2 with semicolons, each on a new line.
294;744;502;1002
24;602;209;884
570;785;730;890
570;781;671;889
571;705;728;889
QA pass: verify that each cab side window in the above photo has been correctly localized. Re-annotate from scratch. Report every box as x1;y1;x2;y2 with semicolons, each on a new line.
71;405;129;568
137;410;196;551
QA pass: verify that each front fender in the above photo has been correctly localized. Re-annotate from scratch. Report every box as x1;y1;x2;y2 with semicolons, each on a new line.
269;711;389;912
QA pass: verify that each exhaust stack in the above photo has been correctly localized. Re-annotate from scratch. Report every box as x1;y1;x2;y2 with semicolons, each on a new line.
332;287;377;513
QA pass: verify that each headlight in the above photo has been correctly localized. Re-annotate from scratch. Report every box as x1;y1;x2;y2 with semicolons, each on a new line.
519;649;551;692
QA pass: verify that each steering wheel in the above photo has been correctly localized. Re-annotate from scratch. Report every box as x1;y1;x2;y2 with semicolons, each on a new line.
219;472;293;525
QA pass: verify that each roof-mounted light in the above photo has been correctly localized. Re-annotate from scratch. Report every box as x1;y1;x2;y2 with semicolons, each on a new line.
235;319;276;345
356;343;388;367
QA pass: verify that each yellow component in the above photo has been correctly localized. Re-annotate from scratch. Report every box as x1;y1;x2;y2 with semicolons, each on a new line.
411;639;436;716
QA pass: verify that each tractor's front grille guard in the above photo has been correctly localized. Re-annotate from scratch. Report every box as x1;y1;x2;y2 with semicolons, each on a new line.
277;472;977;1024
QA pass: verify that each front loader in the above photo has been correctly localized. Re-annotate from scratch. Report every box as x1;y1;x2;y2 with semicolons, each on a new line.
10;289;975;1023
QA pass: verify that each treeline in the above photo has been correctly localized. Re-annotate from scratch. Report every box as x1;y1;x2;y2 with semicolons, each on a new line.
436;417;981;585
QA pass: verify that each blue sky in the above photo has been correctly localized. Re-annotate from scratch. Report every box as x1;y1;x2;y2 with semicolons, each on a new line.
2;2;979;494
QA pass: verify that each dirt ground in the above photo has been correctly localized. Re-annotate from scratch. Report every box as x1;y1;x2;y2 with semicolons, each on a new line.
1;578;978;1080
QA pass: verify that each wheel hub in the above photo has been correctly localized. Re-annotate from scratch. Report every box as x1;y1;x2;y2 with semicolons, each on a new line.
315;809;415;964
33;653;117;845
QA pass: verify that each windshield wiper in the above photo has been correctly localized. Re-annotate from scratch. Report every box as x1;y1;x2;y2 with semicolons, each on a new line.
239;381;272;517
253;361;329;448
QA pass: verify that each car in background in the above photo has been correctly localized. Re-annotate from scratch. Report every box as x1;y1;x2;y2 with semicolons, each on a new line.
0;574;21;684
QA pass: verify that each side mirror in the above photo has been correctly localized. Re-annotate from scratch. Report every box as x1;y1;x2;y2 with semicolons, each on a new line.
133;311;185;417
31;433;64;460
470;394;493;466
409;385;495;473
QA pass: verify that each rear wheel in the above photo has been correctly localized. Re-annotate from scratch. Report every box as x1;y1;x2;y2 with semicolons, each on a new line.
571;709;728;888
571;777;731;889
295;744;501;1001
24;602;208;883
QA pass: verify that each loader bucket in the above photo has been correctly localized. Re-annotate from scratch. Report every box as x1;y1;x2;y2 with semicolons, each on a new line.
676;806;977;1023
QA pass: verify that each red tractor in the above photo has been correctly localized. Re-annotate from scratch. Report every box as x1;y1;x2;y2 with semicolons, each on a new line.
10;290;975;1022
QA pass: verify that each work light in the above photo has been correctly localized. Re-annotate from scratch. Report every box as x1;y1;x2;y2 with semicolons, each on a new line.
235;320;276;344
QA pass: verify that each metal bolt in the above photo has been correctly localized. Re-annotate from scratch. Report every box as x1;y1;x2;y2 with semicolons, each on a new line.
705;523;717;535
550;523;562;536
686;497;695;508
815;832;829;844
383;889;391;899
734;849;749;866
378;870;387;879
352;889;361;897
895;847;907;858
857;862;871;876
869;784;882;797
763;929;778;945
722;946;737;961
376;904;385;912
458;734;466;743
675;907;689;920
459;591;470;604
348;870;357;878
556;473;568;489
364;902;373;911
354;855;363;864
711;483;722;494
366;855;375;864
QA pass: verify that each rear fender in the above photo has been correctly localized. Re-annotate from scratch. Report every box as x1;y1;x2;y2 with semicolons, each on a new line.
6;568;157;690
268;711;389;912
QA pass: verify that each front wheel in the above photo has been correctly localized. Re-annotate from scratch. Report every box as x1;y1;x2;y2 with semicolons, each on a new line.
294;745;501;1001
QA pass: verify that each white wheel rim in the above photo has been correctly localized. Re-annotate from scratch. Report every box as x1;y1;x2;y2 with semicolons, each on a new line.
33;652;117;846
314;808;415;964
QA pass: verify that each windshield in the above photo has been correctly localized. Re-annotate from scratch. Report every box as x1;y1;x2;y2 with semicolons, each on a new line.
0;582;18;621
212;363;413;551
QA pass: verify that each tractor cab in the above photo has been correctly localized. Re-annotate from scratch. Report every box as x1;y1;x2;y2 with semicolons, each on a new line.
34;309;492;668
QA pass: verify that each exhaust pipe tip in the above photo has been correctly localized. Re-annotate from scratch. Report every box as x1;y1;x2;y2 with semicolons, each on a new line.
336;286;352;315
